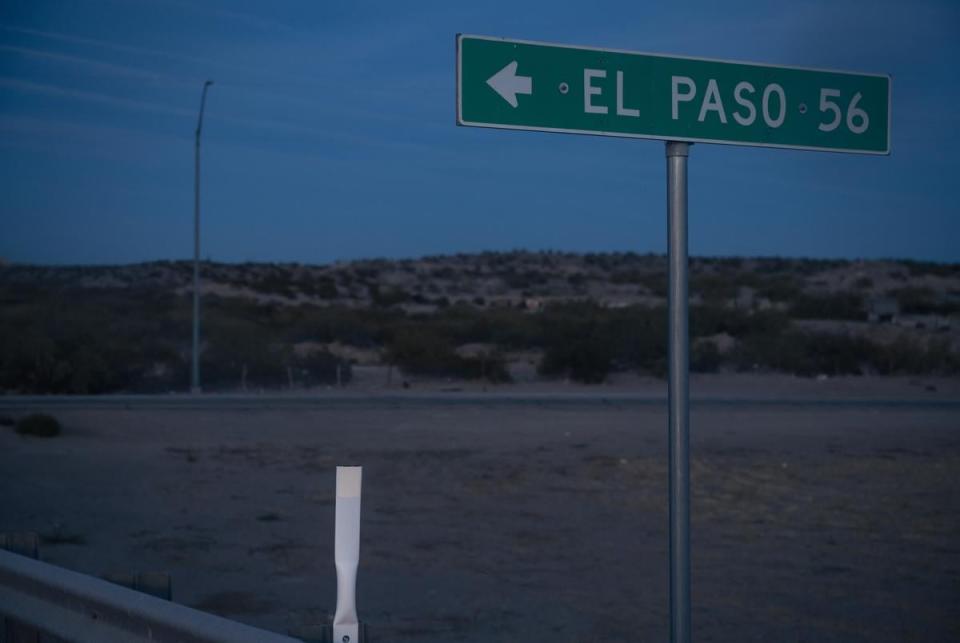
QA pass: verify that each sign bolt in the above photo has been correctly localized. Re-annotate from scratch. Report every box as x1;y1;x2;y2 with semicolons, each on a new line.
558;82;569;94
798;103;808;114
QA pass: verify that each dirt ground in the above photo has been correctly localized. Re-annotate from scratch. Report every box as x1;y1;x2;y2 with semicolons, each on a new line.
1;386;958;641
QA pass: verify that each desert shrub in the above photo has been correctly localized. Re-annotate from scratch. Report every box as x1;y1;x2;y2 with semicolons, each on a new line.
539;334;613;383
370;285;410;307
890;287;960;316
691;273;739;302
296;349;352;386
790;293;864;320
421;306;538;349
15;413;62;438
872;337;960;375
636;273;668;297
60;345;111;394
353;266;380;280
301;276;338;299
748;274;803;301
489;313;541;347
276;304;401;348
500;269;548;290
735;331;874;376
457;352;512;383
251;272;296;298
566;272;587;287
0;331;59;392
610;269;644;285
201;319;292;389
528;302;672;378
0;330;118;394
0;285;191;393
691;341;722;373
691;305;788;338
715;257;743;270
387;329;459;378
902;260;960;278
384;324;511;382
537;304;614;382
419;305;491;344
602;306;668;376
753;257;793;274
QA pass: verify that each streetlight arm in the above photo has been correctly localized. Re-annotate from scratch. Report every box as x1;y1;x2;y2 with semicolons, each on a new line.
196;80;214;139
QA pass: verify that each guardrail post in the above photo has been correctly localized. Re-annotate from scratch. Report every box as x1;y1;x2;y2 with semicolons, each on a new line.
1;533;41;643
1;532;172;643
101;571;172;601
0;533;38;560
0;548;303;642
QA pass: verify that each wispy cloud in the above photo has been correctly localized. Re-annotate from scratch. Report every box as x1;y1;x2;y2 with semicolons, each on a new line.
0;43;195;84
0;77;193;117
0;24;219;68
0;24;277;81
0;76;453;159
121;0;298;35
0;23;421;102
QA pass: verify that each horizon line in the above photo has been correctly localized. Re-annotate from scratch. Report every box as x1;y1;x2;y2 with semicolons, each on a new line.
2;250;958;270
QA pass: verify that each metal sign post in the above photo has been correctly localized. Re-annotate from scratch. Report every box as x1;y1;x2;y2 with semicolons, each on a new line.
666;141;690;643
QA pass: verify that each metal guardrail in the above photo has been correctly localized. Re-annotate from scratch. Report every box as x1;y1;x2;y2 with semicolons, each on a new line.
0;548;303;643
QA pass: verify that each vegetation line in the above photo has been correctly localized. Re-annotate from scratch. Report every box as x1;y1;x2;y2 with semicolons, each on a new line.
1;252;957;393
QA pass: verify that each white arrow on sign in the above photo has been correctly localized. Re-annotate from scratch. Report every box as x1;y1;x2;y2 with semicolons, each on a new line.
486;61;532;108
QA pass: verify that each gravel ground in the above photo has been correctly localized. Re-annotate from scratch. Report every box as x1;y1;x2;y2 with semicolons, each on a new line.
1;390;958;641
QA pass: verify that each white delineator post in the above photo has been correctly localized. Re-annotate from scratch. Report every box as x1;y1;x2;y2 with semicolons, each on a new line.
333;467;362;643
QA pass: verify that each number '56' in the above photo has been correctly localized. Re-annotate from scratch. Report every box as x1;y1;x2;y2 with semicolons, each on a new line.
818;89;869;134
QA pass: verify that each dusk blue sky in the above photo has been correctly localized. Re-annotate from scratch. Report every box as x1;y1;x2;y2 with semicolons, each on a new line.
1;0;958;265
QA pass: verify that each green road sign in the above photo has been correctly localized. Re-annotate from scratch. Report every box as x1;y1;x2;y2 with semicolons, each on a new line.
457;35;890;154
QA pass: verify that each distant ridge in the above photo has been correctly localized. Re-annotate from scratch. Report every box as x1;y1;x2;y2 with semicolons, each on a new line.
2;251;958;394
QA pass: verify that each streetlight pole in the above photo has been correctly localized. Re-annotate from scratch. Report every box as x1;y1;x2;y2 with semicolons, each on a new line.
192;79;213;394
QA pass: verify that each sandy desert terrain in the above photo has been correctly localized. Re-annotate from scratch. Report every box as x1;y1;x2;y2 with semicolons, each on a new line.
1;378;958;641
